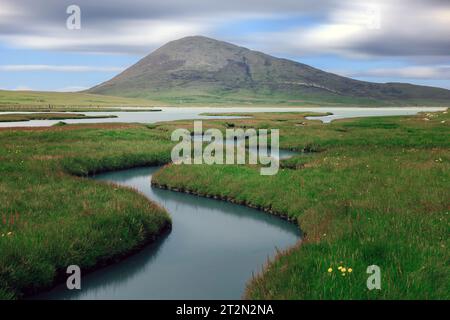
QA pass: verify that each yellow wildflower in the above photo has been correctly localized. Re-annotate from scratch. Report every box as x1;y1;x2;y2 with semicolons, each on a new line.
327;268;333;273
348;268;353;273
341;267;347;273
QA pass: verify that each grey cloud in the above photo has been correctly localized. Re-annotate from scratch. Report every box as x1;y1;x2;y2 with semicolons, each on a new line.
0;0;449;58
243;0;450;59
3;0;335;26
341;65;450;80
350;37;450;57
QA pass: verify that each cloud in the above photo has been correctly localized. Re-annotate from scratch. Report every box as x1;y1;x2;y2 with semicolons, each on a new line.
1;0;305;54
243;0;450;58
0;85;90;92
1;18;209;54
0;0;447;58
54;86;89;92
13;86;34;91
0;65;125;72
337;65;450;80
0;0;448;75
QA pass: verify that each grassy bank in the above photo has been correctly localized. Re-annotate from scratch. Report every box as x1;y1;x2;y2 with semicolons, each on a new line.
0;123;175;299
151;110;449;299
0;90;165;110
3;89;449;109
0;113;117;122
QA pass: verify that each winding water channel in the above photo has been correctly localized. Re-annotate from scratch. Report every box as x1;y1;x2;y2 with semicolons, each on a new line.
36;165;301;300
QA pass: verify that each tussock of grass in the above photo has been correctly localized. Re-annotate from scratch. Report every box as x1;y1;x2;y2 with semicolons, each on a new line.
152;110;450;299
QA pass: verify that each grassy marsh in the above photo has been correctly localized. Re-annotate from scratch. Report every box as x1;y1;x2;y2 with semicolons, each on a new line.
0;109;448;300
151;110;450;299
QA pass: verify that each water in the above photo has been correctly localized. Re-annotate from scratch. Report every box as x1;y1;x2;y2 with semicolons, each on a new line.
191;134;298;160
303;107;446;123
35;167;300;300
0;106;445;127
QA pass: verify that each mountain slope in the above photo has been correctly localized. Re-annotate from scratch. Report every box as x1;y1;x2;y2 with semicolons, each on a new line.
88;36;450;105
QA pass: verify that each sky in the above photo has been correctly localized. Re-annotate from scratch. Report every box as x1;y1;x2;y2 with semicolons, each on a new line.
0;0;449;91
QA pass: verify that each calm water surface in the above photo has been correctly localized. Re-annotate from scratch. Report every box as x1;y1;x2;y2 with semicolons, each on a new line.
0;106;445;127
36;167;300;300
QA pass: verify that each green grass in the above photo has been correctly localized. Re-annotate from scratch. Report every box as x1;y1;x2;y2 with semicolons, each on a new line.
3;88;448;109
0;123;175;299
0;113;117;122
92;84;450;107
0;90;165;110
151;110;450;299
0;109;448;300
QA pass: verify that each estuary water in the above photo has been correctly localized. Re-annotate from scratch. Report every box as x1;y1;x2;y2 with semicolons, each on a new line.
0;106;445;127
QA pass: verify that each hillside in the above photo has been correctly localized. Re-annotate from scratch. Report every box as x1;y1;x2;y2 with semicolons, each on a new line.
88;36;450;106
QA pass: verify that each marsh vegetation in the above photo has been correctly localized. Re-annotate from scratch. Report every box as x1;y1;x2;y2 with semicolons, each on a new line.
0;110;448;299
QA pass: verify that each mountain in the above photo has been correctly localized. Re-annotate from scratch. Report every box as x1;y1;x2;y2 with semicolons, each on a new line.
88;36;450;105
